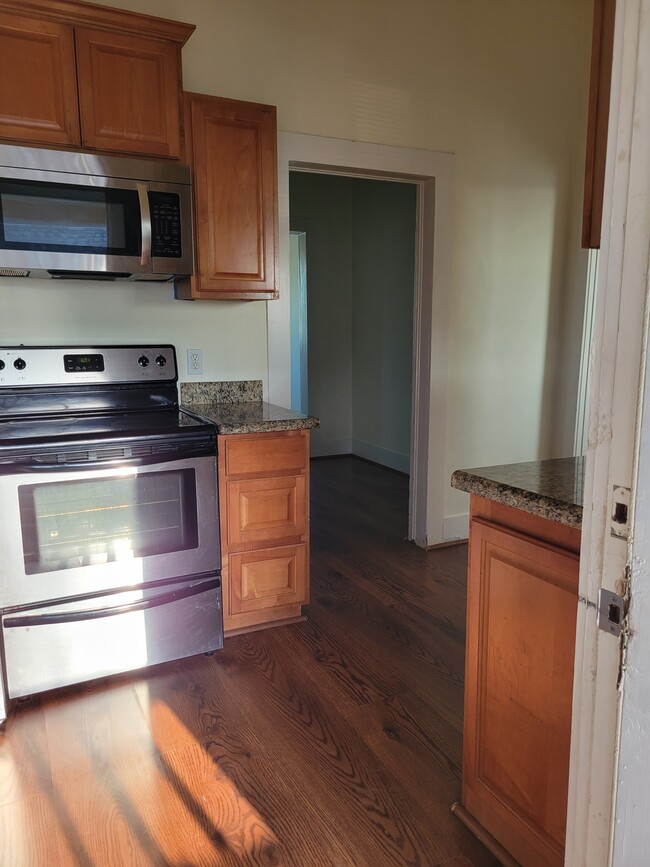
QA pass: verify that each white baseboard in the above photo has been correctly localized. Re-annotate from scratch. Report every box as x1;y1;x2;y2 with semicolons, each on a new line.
309;436;352;457
443;512;469;541
352;438;410;474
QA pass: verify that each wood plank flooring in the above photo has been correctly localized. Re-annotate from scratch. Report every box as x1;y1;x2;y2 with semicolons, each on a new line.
0;455;497;866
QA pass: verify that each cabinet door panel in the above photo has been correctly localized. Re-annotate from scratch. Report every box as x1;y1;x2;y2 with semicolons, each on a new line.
180;93;278;299
229;545;307;614
463;517;578;867
75;27;181;158
0;13;79;146
227;476;306;545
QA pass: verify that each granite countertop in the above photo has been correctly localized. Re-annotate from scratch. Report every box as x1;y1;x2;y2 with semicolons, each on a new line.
182;400;319;435
179;380;319;434
451;456;585;528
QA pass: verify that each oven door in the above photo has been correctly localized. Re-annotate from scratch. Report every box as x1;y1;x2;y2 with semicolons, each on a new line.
0;447;219;609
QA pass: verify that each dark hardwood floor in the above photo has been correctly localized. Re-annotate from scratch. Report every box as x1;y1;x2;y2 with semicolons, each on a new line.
0;455;497;867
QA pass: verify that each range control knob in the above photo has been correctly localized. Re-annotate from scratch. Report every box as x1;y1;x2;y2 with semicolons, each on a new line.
0;360;4;371
14;358;26;370
155;355;167;367
138;355;150;368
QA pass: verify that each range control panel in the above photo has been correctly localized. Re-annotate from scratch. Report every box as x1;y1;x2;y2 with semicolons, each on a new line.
0;345;178;387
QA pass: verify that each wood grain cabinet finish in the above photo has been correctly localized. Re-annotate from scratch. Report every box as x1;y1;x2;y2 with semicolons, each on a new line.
0;0;193;158
460;497;580;867
218;430;310;635
176;93;279;301
0;12;79;146
75;27;182;157
582;0;616;248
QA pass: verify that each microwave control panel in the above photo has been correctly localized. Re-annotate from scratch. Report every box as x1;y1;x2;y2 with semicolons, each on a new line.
150;193;182;259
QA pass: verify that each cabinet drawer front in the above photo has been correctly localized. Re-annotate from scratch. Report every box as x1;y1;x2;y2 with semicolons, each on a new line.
227;476;306;545
229;545;307;614
224;434;307;476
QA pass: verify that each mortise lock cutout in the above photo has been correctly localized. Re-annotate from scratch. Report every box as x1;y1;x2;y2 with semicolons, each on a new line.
611;486;631;539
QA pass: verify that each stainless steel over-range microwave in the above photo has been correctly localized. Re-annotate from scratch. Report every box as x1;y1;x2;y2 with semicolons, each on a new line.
0;145;193;282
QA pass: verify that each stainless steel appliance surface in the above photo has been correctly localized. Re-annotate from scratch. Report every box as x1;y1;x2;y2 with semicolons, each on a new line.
0;145;193;281
0;345;222;724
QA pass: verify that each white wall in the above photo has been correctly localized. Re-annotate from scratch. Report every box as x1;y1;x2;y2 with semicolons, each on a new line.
1;0;592;527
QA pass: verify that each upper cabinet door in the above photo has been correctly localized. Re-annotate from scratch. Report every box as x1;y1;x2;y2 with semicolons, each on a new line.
0;12;80;147
177;93;279;301
75;27;182;158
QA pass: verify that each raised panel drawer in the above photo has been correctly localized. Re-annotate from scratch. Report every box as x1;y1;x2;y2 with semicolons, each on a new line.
224;434;307;477
227;475;306;545
229;545;308;614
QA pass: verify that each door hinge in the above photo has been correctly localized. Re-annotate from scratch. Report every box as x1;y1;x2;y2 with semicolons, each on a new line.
597;588;625;637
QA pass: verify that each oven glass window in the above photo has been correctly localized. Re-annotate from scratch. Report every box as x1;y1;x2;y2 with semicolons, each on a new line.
18;471;198;575
0;179;142;255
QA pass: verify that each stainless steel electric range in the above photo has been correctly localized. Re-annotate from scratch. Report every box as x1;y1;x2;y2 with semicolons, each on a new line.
0;345;223;724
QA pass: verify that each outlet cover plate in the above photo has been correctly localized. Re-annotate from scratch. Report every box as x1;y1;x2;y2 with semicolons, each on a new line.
187;349;203;376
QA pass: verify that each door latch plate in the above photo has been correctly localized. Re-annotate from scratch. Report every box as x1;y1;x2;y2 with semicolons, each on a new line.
597;588;625;637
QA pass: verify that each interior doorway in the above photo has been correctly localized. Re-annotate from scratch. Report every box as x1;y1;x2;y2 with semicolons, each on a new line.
268;133;455;547
289;171;417;475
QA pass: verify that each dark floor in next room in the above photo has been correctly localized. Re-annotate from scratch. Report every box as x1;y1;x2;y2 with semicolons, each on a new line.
0;455;497;867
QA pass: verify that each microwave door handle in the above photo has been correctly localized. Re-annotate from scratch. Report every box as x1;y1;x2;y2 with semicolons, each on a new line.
137;183;152;266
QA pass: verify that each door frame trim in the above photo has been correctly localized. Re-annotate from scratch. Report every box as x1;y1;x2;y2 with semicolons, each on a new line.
268;132;455;546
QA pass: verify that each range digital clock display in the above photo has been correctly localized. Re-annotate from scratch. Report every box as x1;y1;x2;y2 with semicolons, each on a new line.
64;354;105;373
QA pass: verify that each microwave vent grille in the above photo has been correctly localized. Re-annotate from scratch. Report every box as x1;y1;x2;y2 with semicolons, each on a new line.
0;269;30;278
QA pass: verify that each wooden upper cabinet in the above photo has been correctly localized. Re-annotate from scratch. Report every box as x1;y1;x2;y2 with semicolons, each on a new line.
176;93;279;301
0;13;80;146
582;0;616;248
75;27;181;157
0;0;194;158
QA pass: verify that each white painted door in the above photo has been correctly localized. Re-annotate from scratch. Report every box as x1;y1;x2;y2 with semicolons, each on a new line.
567;0;650;863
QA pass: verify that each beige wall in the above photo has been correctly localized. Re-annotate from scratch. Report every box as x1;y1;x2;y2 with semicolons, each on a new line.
0;0;593;524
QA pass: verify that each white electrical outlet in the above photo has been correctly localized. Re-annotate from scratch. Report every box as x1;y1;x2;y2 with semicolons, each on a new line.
187;349;203;375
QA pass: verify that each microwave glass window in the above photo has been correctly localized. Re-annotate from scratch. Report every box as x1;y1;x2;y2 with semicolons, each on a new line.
0;180;141;256
18;470;199;575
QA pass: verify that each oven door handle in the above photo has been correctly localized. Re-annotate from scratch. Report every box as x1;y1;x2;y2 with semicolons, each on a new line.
3;449;215;473
3;578;221;628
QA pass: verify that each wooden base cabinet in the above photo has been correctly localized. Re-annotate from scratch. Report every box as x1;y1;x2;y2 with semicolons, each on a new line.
0;0;193;157
218;430;310;635
459;497;580;867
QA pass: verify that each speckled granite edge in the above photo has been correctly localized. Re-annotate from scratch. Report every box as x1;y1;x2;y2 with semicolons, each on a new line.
182;400;320;435
451;469;583;529
180;380;263;404
211;416;320;435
